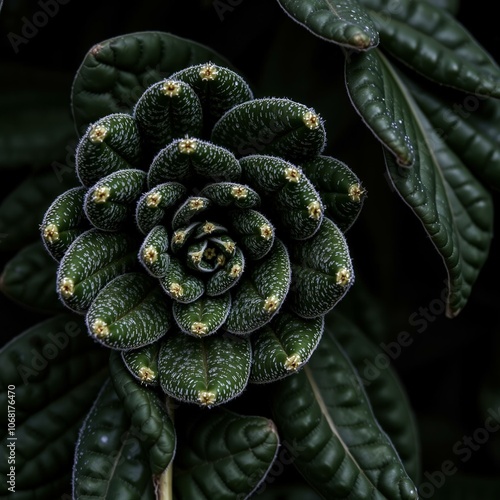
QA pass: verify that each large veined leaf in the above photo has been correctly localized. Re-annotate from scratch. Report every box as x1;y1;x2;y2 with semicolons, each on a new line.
409;81;500;191
0;241;65;313
271;328;418;499
0;314;108;499
73;380;156;499
359;0;500;97
346;49;493;316
326;312;421;482
109;351;176;476
257;484;323;499
424;0;460;14
71;31;231;134
0;168;79;251
276;0;379;50
173;407;280;499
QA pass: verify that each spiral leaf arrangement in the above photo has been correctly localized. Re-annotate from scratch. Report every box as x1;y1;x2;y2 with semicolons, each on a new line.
41;63;365;407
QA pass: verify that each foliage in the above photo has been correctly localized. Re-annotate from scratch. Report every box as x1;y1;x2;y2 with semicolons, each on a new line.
1;0;500;498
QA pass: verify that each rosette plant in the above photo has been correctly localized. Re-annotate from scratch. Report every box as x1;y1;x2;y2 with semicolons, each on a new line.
4;0;500;498
41;61;360;407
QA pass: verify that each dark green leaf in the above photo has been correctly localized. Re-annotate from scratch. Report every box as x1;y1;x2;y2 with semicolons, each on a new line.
0;241;65;313
360;0;500;97
109;351;176;476
159;331;251;407
86;272;171;350
0;169;79;252
277;0;379;50
173;407;279;499
346;49;493;316
271;329;418;499
73;380;156;499
122;342;160;386
326;311;421;482
0;314;108;499
72;31;231;134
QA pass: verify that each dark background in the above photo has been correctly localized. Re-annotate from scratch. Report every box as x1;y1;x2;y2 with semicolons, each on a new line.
2;0;500;493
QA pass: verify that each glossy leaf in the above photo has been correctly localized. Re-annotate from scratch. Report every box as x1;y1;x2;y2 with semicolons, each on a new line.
109;351;176;476
409;81;500;191
346;49;493;316
0;314;108;499
173;407;279;499
73;380;156;499
277;0;379;50
360;0;500;97
0;169;79;252
86;272;171;350
72;31;230;134
326;311;421;482
159;332;251;407
0;241;65;313
271;329;418;499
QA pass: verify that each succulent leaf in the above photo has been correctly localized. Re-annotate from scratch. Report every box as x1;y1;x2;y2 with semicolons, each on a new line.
86;272;171;349
212;98;326;162
301;155;366;231
84;169;147;231
138;225;170;277
289;217;354;318
122;342;161;386
76;113;142;187
250;312;324;383
159;332;251;406
57;229;139;312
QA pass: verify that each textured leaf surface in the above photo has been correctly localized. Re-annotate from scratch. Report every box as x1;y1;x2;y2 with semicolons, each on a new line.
173;408;279;499
57;229;139;312
409;82;500;191
75;113;142;187
73;380;156;499
72;31;230;134
212;98;326;162
271;329;418;499
360;0;500;97
0;169;79;252
86;272;171;349
139;225;171;277
289;217;353;318
122;342;160;386
326;312;421;482
277;0;379;50
41;187;88;261
250;312;324;383
109;351;176;475
301;155;366;231
345;50;415;166
159;332;251;406
225;239;291;334
0;241;65;313
346;50;493;316
0;314;108;499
